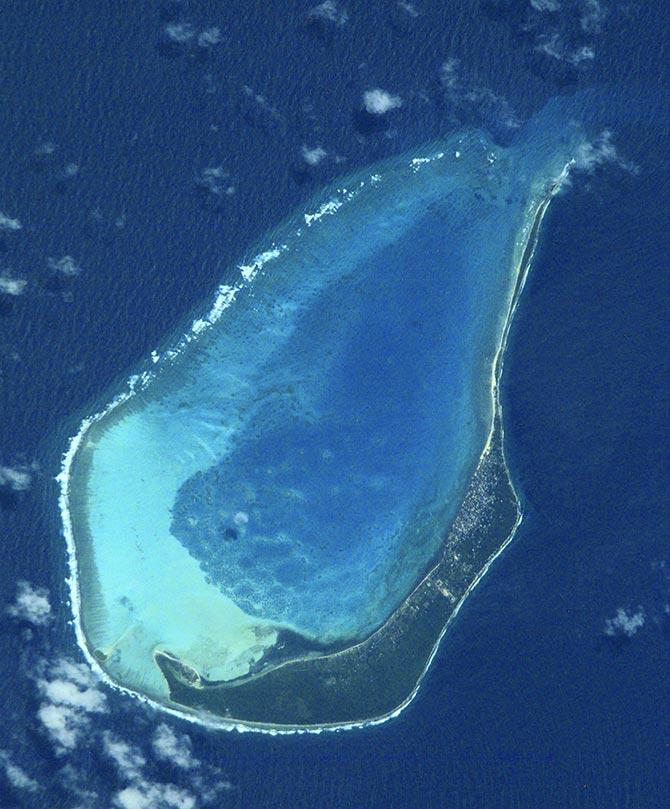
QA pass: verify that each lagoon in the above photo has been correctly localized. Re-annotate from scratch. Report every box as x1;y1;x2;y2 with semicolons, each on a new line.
61;106;585;727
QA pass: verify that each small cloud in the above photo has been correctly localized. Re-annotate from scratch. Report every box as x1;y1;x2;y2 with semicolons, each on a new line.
47;255;83;276
50;658;103;689
164;22;195;44
301;145;328;166
104;730;197;808
0;212;22;232
7;580;52;626
573;129;638;174
530;0;561;11
152;725;236;802
580;0;606;34
240;86;284;132
37;703;85;753
34;141;57;157
163;21;222;52
233;511;249;526
59;763;99;807
241;86;281;121
0;464;33;491
152;724;199;770
439;57;460;89
397;1;420;18
0;272;28;296
0;750;41;793
40;675;108;713
307;1;348;27
197;27;223;48
535;32;595;65
195;166;235;198
35;658;107;754
362;88;403;115
605;606;645;638
113;781;197;809
103;732;147;782
101;725;215;808
570;44;596;63
191;772;235;802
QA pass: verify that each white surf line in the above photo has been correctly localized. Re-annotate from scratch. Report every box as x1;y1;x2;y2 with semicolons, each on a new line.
55;157;576;737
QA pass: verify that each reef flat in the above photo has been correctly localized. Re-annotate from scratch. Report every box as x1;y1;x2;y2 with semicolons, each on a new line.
60;105;582;729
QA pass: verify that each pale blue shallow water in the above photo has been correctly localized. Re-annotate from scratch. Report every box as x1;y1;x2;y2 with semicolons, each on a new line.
0;0;667;806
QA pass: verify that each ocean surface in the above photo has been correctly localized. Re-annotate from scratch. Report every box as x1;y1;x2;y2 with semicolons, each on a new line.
0;1;668;807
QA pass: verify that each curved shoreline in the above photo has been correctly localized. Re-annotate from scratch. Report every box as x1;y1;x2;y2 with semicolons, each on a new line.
57;157;574;734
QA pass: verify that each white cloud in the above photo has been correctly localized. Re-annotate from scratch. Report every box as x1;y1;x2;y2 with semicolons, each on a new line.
241;85;283;123
580;0;606;34
0;273;27;296
50;658;101;688
103;732;147;781
530;0;560;9
0;750;40;793
37;703;84;753
165;22;222;48
308;1;348;26
535;32;595;65
40;677;108;712
397;1;420;18
35;658;108;754
191;773;234;802
35;141;57;157
152;724;199;770
573;129;638;175
165;23;195;44
7;580;52;626
104;729;199;808
569;44;596;63
151;725;236;801
0;212;22;231
439;57;459;90
197;27;222;48
196;166;235;197
605;607;645;637
0;464;32;491
59;762;99;808
363;88;403;115
47;255;83;276
301;145;328;166
113;782;197;809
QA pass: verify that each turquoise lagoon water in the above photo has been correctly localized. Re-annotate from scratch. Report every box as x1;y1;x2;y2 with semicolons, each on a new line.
71;109;585;698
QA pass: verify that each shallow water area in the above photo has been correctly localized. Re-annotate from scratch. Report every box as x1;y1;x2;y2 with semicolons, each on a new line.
63;109;585;712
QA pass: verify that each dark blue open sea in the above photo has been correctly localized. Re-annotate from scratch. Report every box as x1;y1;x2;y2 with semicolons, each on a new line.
0;1;668;807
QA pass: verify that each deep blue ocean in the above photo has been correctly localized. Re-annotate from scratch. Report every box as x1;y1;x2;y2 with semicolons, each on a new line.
0;1;668;807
